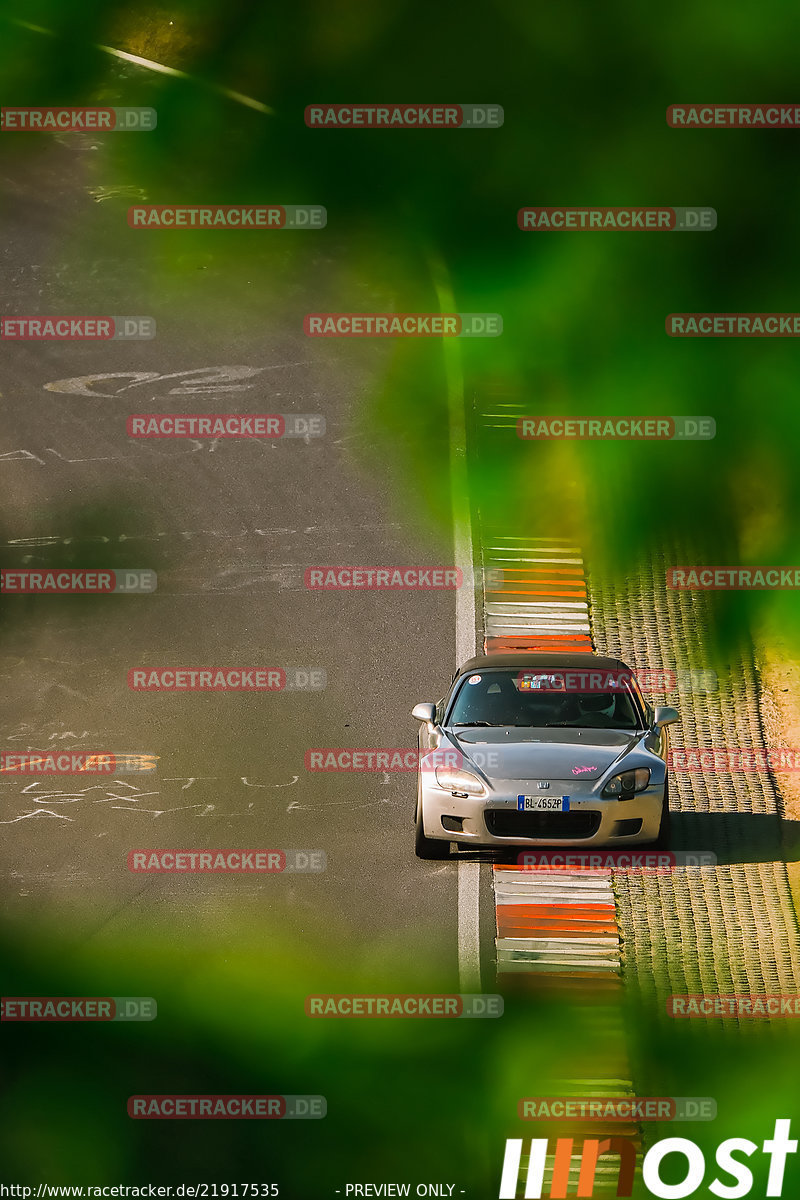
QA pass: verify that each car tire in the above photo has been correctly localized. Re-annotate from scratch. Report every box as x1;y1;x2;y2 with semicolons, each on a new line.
651;779;672;849
415;801;451;860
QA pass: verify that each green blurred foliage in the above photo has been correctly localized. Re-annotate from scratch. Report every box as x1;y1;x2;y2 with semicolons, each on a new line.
2;0;800;1188
4;920;800;1192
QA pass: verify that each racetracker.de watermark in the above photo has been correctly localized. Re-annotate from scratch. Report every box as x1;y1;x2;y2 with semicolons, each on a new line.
305;994;503;1017
305;567;462;589
128;1095;325;1119
667;104;800;127
1;997;156;1021
126;414;325;437
670;748;800;771
517;416;714;440
0;752;158;776
127;849;325;873
1;317;155;340
518;1097;717;1121
304;104;503;128
668;995;800;1017
518;207;717;231
667;313;800;336
1;570;155;593
127;668;325;690
1;107;156;130
304;313;501;337
128;205;326;228
1;752;115;775
516;851;716;871
516;669;718;694
668;566;800;589
304;748;500;771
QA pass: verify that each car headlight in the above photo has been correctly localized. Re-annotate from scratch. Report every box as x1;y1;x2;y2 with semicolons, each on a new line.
602;768;650;798
435;767;485;796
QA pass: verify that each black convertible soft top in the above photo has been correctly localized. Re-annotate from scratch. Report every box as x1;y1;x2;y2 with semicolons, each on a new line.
454;652;632;676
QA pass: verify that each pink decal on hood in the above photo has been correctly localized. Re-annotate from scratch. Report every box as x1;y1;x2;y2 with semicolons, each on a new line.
572;765;597;775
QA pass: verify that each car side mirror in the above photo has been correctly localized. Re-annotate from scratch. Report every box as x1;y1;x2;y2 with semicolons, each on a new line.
653;705;679;728
412;702;437;724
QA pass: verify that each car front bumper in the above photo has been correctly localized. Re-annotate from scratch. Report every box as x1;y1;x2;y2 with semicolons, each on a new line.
418;777;666;847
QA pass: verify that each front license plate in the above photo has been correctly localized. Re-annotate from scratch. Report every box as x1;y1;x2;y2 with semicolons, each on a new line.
517;795;570;812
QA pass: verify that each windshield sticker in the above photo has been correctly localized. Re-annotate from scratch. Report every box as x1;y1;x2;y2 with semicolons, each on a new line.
519;673;564;691
467;674;481;685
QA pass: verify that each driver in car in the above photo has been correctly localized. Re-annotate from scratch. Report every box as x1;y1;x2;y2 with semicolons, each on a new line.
576;691;620;725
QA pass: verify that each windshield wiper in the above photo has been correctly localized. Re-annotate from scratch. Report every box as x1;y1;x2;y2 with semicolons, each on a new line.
544;721;636;730
453;720;542;729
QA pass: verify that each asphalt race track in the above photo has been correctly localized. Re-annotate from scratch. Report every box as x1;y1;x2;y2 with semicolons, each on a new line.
0;137;461;979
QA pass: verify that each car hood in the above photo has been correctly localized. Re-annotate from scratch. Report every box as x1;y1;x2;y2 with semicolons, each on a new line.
449;727;644;782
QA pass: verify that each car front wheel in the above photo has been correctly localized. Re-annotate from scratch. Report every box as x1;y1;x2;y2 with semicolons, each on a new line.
651;779;672;849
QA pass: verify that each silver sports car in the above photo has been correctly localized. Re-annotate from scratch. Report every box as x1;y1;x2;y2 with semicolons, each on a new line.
412;652;678;859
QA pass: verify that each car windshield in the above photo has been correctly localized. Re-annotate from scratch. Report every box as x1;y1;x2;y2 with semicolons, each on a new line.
448;669;642;731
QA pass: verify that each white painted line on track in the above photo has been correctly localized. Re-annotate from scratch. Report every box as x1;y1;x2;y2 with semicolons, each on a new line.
486;622;592;632
453;476;483;990
437;263;483;993
10;18;274;115
457;861;483;990
484;556;585;565
454;509;476;668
